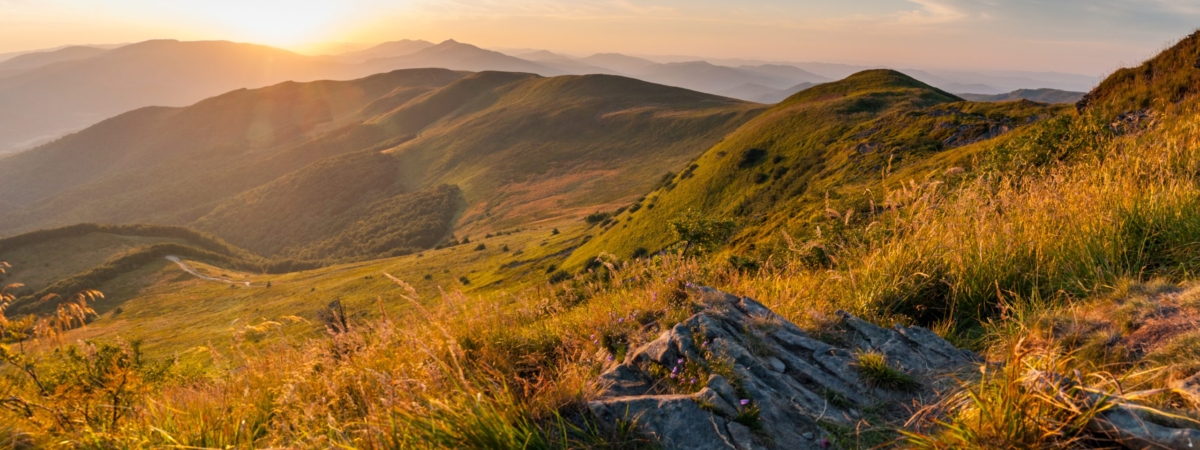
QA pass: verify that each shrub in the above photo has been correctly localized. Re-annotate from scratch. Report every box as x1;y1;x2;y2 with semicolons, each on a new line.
548;270;571;284
738;148;768;168
584;212;612;225
669;209;737;255
854;351;918;391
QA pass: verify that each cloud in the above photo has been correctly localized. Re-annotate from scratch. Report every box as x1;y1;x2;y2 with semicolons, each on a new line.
896;0;971;24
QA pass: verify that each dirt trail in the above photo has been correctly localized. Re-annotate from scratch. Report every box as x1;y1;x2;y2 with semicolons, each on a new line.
166;256;251;287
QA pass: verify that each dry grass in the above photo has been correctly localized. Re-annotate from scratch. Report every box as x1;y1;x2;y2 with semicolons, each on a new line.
7;64;1200;448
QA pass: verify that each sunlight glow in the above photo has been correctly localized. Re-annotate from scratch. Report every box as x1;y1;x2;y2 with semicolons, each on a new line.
196;0;346;47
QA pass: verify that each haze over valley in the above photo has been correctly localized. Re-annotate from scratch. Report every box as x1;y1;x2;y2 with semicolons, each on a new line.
0;36;1095;154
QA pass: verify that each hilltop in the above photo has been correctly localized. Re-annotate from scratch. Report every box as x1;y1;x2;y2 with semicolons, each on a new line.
364;40;562;75
572;69;1067;265
959;88;1085;104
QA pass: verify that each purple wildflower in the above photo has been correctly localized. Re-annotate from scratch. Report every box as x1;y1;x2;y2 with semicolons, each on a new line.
819;438;830;448
607;355;614;361
739;399;750;406
677;358;684;365
689;378;697;384
618;317;624;323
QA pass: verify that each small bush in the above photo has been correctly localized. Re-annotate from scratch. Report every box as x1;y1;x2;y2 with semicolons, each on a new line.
738;148;768;168
548;271;571;284
669;209;737;255
855;351;918;391
584;212;612;225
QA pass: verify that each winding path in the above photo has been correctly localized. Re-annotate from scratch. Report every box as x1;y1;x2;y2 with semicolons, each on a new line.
166;256;251;287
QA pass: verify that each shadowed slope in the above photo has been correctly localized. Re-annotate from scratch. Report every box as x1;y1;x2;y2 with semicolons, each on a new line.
0;69;761;262
386;74;765;230
0;69;468;231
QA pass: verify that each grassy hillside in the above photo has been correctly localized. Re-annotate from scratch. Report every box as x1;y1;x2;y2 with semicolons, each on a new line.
193;150;463;259
0;69;761;264
572;70;1067;266
8;33;1200;448
0;69;467;210
17;220;590;357
0;224;272;314
386;74;765;231
0;233;185;293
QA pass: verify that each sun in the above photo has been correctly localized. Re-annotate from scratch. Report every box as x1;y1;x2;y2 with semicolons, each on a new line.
200;0;346;47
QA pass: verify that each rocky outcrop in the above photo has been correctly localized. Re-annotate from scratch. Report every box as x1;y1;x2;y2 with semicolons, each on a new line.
588;287;979;450
1026;370;1200;450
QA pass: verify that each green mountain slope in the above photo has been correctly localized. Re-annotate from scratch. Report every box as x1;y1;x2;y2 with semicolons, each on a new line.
1080;31;1200;117
386;74;764;230
0;223;266;313
194;150;462;259
0;69;762;263
571;70;1067;265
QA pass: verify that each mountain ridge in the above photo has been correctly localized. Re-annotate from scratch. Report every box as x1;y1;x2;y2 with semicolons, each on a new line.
0;68;764;261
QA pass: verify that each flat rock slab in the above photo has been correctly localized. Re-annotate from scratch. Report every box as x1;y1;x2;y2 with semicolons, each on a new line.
588;286;979;450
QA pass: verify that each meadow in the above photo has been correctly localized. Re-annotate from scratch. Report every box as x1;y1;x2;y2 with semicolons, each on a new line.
3;87;1200;447
5;34;1200;450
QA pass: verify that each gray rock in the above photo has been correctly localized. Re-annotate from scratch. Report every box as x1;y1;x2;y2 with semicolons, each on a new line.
590;286;980;449
1172;371;1200;407
695;387;739;418
588;395;738;449
726;422;763;450
767;356;786;373
1027;370;1200;450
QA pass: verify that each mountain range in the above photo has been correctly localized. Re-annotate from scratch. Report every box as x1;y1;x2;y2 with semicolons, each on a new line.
0;38;1099;155
959;88;1085;104
4;25;1200;450
0;68;761;261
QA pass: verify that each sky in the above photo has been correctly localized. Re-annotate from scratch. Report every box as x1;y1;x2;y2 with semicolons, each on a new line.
1;0;1197;75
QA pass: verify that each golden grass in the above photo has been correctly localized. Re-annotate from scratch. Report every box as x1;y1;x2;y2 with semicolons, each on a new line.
8;71;1200;448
